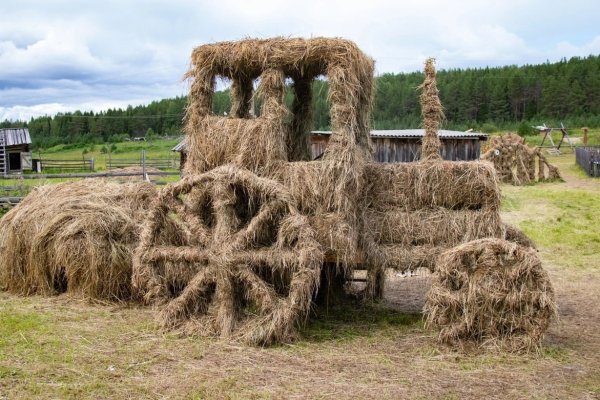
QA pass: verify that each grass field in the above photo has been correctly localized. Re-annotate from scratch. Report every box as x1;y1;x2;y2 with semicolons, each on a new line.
1;148;600;399
36;138;182;171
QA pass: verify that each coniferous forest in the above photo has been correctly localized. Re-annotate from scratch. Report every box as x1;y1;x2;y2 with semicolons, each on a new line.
3;54;600;149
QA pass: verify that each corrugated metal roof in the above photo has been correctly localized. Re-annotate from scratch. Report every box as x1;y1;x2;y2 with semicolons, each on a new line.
0;128;32;146
171;137;187;152
313;129;488;139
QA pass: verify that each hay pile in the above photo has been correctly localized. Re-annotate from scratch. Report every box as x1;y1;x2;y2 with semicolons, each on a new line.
503;223;536;249
0;180;156;300
481;133;562;185
424;239;557;351
364;161;504;273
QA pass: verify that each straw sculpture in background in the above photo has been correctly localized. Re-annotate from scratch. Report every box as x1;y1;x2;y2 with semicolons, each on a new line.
481;133;562;185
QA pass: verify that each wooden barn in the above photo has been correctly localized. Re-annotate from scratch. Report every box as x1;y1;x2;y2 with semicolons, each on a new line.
172;129;487;168
311;130;487;162
0;128;32;176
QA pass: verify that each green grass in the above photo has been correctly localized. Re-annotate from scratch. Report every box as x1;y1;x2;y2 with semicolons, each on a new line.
501;170;600;269
299;303;423;343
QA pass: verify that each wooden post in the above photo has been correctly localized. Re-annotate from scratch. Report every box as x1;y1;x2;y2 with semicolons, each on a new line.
141;149;146;180
583;127;589;145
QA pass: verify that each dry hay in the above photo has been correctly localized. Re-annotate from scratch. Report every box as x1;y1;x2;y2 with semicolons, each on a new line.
183;36;374;173
361;56;503;278
133;165;324;345
481;133;562;185
179;37;374;290
0;180;156;300
503;223;536;249
355;57;509;299
424;238;557;352
366;161;501;212
418;58;444;161
181;38;374;289
129;37;378;342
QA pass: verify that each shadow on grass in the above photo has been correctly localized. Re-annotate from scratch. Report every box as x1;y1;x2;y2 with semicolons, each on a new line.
298;300;424;343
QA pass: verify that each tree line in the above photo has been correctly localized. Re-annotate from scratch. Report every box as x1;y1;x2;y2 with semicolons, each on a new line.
3;54;600;149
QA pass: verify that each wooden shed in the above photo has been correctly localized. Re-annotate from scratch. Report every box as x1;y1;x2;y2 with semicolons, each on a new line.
0;128;32;176
172;129;488;168
312;129;487;162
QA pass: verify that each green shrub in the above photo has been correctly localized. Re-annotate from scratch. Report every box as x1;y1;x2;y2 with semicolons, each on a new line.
517;122;536;136
480;123;499;133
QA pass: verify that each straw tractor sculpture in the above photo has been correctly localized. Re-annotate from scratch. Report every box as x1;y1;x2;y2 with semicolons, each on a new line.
129;38;556;350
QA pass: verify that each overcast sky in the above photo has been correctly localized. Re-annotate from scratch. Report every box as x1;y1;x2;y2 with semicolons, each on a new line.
1;0;599;121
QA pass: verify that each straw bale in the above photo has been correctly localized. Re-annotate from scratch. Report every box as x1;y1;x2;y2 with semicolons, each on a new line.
366;208;503;246
365;161;501;212
377;245;442;272
0;180;156;300
425;238;557;352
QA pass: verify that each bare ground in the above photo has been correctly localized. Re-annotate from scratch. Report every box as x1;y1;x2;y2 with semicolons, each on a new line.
1;153;599;400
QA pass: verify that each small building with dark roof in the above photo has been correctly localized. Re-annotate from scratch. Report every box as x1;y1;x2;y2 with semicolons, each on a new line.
172;129;488;169
0;128;33;175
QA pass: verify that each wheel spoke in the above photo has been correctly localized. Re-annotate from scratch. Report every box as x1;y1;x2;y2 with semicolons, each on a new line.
230;248;300;271
212;182;240;241
213;273;236;337
142;246;211;263
237;268;278;313
161;267;216;327
231;199;287;248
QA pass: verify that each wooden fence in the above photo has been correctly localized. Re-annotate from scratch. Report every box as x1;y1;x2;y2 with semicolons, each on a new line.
575;146;600;177
107;154;179;170
35;158;94;171
0;171;180;211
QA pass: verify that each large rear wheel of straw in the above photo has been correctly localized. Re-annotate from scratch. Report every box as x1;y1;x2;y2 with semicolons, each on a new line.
424;238;557;352
133;165;323;345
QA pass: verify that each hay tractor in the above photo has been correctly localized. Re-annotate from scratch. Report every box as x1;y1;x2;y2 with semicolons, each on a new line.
133;38;555;348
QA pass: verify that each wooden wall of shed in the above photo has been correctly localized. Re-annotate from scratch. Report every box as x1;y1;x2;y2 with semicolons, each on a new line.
310;136;482;162
310;136;329;160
